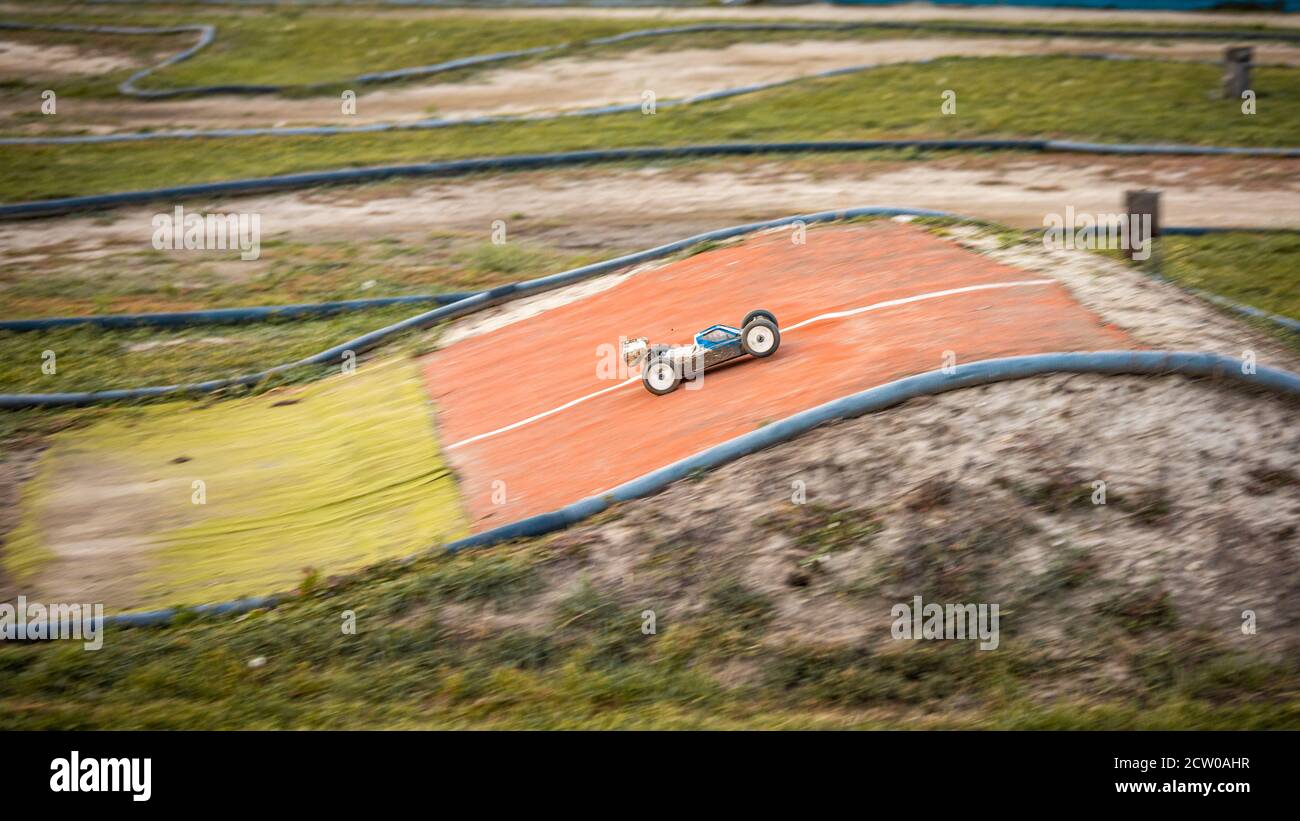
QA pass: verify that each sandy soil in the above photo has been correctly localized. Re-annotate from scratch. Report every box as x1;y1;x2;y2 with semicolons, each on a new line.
3;154;1298;267
438;369;1299;659
4;196;1297;619
0;39;140;76
420;215;1300;659
7;35;1300;133
950;224;1299;367
438;267;640;347
0;444;42;603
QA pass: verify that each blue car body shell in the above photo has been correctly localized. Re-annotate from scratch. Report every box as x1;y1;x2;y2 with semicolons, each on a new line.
693;324;746;368
695;324;741;343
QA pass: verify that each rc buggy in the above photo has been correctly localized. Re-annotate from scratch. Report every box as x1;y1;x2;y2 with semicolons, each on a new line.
622;309;781;395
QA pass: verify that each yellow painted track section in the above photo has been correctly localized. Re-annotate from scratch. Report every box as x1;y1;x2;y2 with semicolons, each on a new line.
4;358;467;612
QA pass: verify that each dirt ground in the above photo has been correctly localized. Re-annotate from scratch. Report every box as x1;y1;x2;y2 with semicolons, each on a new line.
0;443;41;600
0;39;141;76
947;224;1299;367
415;205;1300;661
6;36;1299;133
440;369;1299;661
3;154;1298;271
2;2;1297;622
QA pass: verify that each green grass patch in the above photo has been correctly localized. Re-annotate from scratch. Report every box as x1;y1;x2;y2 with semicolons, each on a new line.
7;6;1292;99
1162;232;1300;320
1;233;607;318
1087;229;1300;353
0;532;1294;728
0;304;430;395
3;55;1297;202
0;11;650;98
0;233;611;396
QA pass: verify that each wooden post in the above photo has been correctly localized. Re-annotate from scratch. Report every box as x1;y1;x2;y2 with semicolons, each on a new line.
1123;190;1160;263
1223;46;1253;99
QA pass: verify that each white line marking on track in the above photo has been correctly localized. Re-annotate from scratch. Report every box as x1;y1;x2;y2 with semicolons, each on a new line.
445;278;1058;451
781;279;1056;332
447;375;640;451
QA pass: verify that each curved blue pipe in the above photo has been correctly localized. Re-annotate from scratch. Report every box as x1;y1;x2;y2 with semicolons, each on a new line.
1194;294;1300;334
4;205;1297;406
0;51;1269;147
5;17;1296;105
446;350;1300;549
0;206;954;409
5;140;1300;222
0;293;475;332
4;224;1295;334
94;350;1300;628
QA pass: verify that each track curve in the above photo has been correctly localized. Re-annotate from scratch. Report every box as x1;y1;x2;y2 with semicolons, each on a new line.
94;349;1300;628
5;141;1300;222
5;18;1300;146
4;206;1296;408
6;18;1299;102
7;10;1300;635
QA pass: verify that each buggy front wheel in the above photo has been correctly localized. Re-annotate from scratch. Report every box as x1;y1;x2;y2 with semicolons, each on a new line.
642;357;683;395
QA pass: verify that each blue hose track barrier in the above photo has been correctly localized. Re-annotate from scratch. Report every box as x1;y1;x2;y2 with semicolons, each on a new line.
5;8;1300;623
0;206;949;408
1148;227;1300;334
5;140;1300;222
3;206;1297;408
91;349;1300;628
4;222;1297;335
0;51;1274;147
3;18;1300;146
6;18;1300;101
0;294;475;332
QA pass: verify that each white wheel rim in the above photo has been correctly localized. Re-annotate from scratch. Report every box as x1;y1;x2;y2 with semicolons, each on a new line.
746;326;775;354
647;363;676;391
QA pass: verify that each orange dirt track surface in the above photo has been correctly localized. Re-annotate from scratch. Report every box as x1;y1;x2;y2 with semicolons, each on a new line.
422;222;1134;532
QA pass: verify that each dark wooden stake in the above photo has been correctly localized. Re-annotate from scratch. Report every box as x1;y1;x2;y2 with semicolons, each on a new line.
1123;190;1161;263
1223;46;1253;99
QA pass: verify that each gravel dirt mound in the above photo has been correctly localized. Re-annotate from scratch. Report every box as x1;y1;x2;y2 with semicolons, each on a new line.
437;371;1300;663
